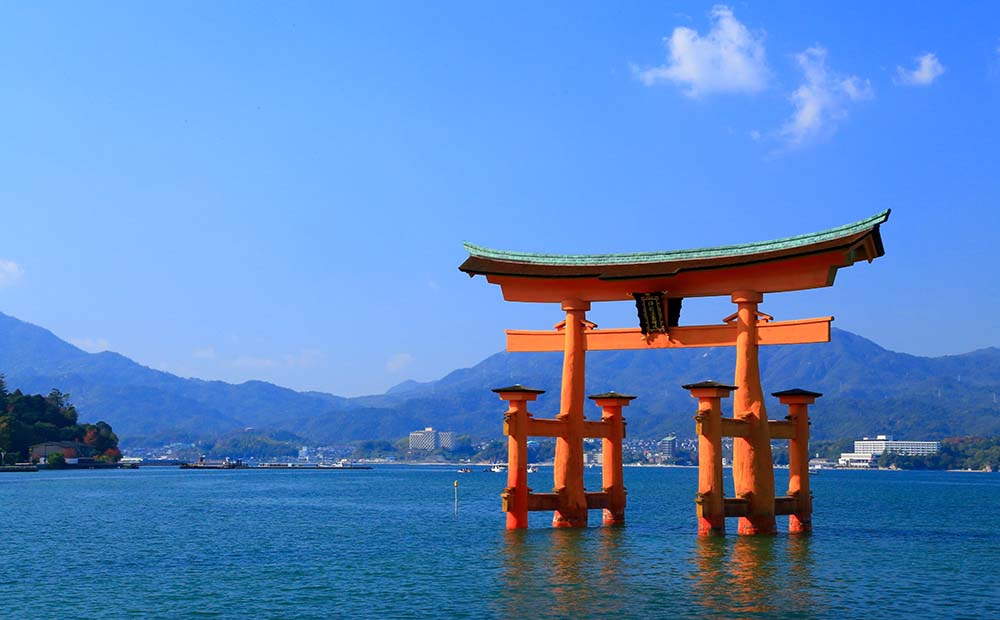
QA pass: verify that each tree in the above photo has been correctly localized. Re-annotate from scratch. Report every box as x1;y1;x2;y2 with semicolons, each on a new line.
0;382;121;461
351;440;398;460
0;417;11;461
46;453;66;469
45;389;69;408
472;441;506;463
97;447;122;462
81;421;120;458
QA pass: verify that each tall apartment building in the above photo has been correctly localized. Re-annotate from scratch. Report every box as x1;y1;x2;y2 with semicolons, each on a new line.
408;427;456;451
409;428;437;450
658;434;678;460
437;431;456;450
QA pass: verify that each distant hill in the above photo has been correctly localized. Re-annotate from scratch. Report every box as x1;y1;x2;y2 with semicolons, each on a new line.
1;311;997;443
0;312;345;441
302;329;1000;442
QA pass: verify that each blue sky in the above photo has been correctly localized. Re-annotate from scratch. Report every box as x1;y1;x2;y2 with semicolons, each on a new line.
1;2;998;395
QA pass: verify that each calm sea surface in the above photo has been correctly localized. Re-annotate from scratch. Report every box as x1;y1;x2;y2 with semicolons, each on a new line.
3;466;999;619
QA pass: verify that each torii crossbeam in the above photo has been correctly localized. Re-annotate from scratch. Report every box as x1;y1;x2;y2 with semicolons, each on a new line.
461;210;889;534
506;316;832;352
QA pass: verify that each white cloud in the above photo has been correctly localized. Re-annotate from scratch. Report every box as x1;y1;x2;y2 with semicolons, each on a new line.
385;353;415;373
840;75;874;101
233;355;278;369
226;349;324;370
193;346;216;359
71;337;111;353
635;5;768;97
895;53;945;86
0;259;24;287
781;46;872;146
282;349;324;369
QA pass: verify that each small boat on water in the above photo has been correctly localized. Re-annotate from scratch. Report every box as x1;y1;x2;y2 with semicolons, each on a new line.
317;460;372;470
457;467;473;473
180;457;250;470
0;464;38;473
490;464;506;473
258;462;319;469
257;459;371;470
527;466;539;473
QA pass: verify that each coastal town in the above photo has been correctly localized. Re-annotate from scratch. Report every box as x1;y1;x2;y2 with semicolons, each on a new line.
8;425;989;472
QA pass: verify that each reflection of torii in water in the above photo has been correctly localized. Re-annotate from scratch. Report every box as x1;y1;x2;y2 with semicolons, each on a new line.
460;210;889;534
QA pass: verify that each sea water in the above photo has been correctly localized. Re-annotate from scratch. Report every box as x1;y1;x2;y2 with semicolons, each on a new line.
2;466;998;619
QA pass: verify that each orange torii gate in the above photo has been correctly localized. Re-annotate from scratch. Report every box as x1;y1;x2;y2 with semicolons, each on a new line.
460;211;889;534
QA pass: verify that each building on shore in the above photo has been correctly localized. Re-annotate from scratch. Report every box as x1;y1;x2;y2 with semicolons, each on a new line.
808;457;837;469
30;441;95;462
838;452;877;468
658;434;678;461
838;434;941;467
853;435;941;456
408;427;456;451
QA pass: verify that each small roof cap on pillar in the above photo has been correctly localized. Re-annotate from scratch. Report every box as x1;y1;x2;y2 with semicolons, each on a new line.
491;384;546;394
771;388;823;398
681;380;737;391
588;391;637;401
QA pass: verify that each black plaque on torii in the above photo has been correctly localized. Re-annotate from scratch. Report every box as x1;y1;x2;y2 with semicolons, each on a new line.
633;292;682;335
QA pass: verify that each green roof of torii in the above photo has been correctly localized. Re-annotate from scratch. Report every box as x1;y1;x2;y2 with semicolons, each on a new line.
463;210;890;267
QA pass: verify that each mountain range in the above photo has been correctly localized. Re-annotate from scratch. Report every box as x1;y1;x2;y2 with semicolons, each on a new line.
1;311;998;444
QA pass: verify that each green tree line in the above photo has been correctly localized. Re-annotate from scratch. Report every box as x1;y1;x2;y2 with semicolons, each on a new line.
0;376;121;464
203;429;303;459
878;436;1000;471
349;435;548;463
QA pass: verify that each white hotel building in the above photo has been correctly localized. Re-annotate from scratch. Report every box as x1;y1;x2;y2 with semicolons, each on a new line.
854;435;941;456
838;435;941;468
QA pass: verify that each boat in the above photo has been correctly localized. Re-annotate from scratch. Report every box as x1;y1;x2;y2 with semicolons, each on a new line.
258;462;319;469
527;466;539;473
317;460;372;470
180;457;249;469
0;464;38;473
457;467;473;473
490;464;506;473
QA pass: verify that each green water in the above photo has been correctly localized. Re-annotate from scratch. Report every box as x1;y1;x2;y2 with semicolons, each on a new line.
2;466;998;618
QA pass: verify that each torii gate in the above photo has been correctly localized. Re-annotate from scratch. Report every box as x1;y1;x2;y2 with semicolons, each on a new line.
460;210;889;534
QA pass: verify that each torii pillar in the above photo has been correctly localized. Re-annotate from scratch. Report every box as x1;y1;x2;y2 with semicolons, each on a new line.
774;388;822;533
684;381;736;536
731;290;777;535
553;299;590;528
495;384;546;530
590;391;634;525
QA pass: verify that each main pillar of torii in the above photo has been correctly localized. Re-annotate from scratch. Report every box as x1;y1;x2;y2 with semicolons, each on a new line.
460;211;889;532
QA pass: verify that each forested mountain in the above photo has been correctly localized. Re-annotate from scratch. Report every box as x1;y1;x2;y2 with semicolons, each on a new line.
0;312;344;440
1;311;997;443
